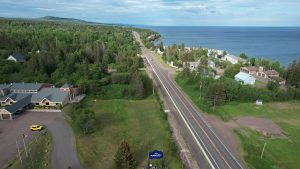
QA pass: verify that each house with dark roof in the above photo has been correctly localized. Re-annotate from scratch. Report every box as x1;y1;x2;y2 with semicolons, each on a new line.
7;52;26;63
0;94;32;120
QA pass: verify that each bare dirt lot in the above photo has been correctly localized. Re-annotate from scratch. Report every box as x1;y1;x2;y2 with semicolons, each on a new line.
234;116;285;137
0;111;59;166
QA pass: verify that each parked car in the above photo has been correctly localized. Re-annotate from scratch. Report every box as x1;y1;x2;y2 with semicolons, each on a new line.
30;125;43;131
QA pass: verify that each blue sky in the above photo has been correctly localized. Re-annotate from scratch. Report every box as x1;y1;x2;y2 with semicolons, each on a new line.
0;0;300;26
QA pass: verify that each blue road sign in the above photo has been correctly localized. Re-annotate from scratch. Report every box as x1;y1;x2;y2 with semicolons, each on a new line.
149;150;164;159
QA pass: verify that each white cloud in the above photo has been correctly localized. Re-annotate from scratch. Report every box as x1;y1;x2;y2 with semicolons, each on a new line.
0;0;299;26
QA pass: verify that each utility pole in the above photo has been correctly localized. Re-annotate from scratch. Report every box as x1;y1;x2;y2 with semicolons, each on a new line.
199;82;202;99
28;148;35;169
22;134;28;157
153;83;155;96
16;141;22;164
55;37;58;47
260;142;267;159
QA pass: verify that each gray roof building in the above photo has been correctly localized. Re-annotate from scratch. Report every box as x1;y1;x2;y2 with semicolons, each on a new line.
0;93;31;102
31;88;68;103
5;94;32;114
61;83;72;88
10;83;43;93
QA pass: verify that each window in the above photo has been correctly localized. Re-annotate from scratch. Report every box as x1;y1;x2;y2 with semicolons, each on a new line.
36;103;39;105
46;102;49;105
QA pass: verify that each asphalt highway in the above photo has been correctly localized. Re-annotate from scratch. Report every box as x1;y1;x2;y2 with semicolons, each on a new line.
133;31;245;169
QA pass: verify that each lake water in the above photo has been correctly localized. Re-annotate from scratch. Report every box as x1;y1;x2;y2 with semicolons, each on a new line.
139;26;300;66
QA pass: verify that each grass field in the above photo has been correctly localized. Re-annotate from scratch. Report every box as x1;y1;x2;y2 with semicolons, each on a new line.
175;75;300;169
65;96;182;169
3;131;52;169
218;102;300;169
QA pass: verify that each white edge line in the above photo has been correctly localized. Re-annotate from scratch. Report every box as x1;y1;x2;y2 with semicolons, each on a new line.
167;72;244;169
142;47;216;169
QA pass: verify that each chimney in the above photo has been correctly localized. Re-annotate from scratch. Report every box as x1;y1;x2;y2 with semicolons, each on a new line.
259;66;264;72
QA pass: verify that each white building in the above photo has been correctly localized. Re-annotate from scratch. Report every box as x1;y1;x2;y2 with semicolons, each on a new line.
223;55;246;64
234;72;256;85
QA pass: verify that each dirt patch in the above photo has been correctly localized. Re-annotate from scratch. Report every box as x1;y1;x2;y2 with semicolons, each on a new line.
204;114;245;164
234;116;286;138
271;102;295;110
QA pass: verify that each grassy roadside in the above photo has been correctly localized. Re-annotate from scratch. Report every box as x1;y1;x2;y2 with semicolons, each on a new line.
2;131;52;169
175;74;300;169
219;102;300;169
64;96;182;169
152;51;173;69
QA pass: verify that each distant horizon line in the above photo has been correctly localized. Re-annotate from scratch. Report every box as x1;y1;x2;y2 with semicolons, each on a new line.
1;15;300;28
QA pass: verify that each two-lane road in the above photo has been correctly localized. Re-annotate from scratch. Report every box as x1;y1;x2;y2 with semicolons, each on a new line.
133;31;245;169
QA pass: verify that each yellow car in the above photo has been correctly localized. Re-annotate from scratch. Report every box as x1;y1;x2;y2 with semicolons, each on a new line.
30;125;43;131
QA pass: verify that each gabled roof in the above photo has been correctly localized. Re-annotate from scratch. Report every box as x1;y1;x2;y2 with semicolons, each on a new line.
243;66;258;71
9;52;26;62
10;83;43;91
5;94;32;114
31;88;68;103
264;70;279;76
61;83;72;88
0;93;31;102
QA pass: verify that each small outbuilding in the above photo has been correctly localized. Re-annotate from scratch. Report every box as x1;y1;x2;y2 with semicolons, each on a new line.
256;99;263;105
7;52;26;63
234;72;256;85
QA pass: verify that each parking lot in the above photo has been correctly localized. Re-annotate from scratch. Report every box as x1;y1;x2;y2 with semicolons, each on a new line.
0;111;60;166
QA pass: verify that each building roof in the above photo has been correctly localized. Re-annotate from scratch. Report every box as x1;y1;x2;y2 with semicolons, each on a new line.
0;84;11;90
31;88;68;103
0;93;31;102
61;83;72;88
243;66;258;71
5;94;32;114
226;55;246;62
9;52;26;62
264;70;279;76
10;83;43;91
235;72;256;81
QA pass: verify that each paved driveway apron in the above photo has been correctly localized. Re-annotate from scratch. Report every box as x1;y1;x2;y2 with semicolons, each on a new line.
48;116;84;169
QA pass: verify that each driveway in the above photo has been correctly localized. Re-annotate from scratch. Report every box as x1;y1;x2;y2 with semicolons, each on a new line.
0;111;84;169
48;116;84;169
0;111;60;166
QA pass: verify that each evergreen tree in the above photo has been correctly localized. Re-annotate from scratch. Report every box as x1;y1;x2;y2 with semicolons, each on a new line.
114;140;137;169
287;59;300;88
206;82;226;109
131;72;145;99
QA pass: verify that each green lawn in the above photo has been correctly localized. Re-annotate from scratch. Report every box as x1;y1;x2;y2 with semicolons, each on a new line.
218;102;300;169
65;96;182;169
3;131;52;169
175;75;300;169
